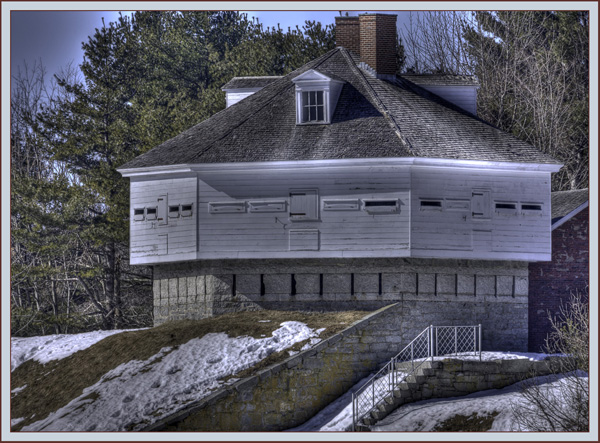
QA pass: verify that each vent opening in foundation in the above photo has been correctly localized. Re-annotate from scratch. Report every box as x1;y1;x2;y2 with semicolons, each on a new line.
319;274;323;296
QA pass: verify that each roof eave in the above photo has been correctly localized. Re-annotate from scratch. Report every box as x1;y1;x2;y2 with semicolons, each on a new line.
117;157;563;177
551;201;589;230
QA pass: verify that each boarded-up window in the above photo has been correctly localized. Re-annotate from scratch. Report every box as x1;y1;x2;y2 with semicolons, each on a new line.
472;190;491;220
289;190;319;221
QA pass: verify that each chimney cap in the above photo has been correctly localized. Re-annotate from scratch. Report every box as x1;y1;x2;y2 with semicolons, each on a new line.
358;12;398;18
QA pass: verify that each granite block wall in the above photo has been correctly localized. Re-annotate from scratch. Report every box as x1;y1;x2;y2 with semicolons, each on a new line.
153;258;529;352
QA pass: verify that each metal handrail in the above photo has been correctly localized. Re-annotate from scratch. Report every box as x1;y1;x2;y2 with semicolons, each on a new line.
351;324;482;431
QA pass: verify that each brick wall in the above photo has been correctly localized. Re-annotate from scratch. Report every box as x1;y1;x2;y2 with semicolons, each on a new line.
528;207;589;352
335;16;360;55
359;14;397;76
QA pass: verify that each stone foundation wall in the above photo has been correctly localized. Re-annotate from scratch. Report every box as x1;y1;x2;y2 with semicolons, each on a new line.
153;257;529;351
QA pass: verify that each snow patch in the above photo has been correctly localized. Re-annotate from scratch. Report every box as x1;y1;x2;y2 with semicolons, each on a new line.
371;373;588;432
11;329;146;371
11;385;27;395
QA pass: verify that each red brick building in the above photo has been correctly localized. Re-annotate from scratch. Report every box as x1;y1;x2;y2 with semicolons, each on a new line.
528;189;589;352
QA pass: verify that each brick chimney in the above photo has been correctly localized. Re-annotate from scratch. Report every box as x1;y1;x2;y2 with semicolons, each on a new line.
335;16;361;55
335;13;398;79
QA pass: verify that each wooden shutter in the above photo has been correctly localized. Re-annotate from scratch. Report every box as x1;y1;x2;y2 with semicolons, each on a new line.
471;190;490;219
289;190;318;220
157;195;168;225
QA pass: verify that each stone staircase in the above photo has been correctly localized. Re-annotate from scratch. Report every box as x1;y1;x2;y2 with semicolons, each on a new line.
351;325;482;431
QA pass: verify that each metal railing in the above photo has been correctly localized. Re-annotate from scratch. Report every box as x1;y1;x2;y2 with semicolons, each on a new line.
351;324;482;431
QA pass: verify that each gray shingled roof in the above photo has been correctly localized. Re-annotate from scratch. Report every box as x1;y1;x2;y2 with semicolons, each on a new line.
221;76;283;90
551;189;589;224
120;47;559;169
400;74;479;87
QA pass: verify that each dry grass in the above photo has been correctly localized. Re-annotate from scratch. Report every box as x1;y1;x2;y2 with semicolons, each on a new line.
432;411;500;432
10;309;367;431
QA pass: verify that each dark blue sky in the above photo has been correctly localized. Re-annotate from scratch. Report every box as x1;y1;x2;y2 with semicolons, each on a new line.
10;9;412;80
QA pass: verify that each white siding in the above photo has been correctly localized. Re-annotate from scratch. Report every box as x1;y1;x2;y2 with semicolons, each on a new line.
196;165;411;258
126;162;553;264
129;176;197;263
410;166;552;260
225;88;262;108
419;85;478;115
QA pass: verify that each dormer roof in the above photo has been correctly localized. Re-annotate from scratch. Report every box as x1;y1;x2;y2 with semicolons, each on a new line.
120;47;561;169
291;69;345;85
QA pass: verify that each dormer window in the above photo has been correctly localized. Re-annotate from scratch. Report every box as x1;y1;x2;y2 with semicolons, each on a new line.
292;69;344;125
302;91;325;122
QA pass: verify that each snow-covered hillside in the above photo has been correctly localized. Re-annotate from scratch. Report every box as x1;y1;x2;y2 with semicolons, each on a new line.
11;322;323;432
11;328;587;433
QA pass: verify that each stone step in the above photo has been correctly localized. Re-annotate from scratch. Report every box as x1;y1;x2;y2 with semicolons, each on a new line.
370;409;388;421
393;387;413;399
405;374;426;384
355;424;371;432
361;416;377;426
377;399;398;414
383;394;396;405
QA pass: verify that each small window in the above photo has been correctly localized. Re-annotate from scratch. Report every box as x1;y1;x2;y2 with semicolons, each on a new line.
133;208;145;221
495;202;518;216
301;91;325;123
168;205;180;218
522;203;543;216
496;203;516;210
420;200;442;210
146;207;157;221
181;204;193;217
363;199;399;213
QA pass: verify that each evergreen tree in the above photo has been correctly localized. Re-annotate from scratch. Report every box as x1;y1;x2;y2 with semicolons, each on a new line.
13;11;335;334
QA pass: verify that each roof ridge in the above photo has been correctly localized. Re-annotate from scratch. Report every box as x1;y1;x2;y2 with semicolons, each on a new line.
230;75;284;79
338;48;415;153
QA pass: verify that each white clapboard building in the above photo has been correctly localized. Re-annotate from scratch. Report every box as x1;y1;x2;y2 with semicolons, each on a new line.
118;14;562;350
